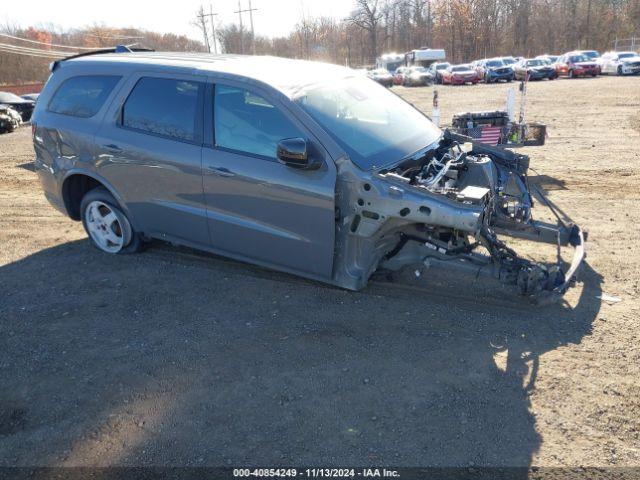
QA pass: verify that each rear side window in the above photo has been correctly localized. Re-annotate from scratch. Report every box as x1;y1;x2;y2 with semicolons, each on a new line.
122;77;204;142
48;75;121;118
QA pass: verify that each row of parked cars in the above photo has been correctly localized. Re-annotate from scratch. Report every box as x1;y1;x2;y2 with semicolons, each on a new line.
0;91;38;133
366;49;640;87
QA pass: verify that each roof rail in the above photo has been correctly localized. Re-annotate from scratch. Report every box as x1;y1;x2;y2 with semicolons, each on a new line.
50;45;155;72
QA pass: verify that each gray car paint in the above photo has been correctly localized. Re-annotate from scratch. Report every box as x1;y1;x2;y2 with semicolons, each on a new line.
33;55;343;285
32;53;584;297
95;71;210;246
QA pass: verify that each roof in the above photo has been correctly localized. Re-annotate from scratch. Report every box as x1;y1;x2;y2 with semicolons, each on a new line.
65;52;356;98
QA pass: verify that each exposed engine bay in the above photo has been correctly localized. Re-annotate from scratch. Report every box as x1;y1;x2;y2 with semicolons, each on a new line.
332;130;585;302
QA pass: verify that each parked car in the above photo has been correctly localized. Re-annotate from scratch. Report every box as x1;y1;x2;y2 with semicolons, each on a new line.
573;50;600;61
470;59;486;79
514;58;557;81
428;62;451;84
393;66;410;85
401;66;434;86
481;58;514;83
367;68;394;87
0;92;35;121
598;51;640;75
554;53;600;78
440;64;480;85
500;56;518;66
536;54;559;65
31;50;584;299
0;105;21;133
21;93;40;102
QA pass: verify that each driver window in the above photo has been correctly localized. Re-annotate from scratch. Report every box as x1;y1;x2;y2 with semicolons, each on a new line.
214;84;304;159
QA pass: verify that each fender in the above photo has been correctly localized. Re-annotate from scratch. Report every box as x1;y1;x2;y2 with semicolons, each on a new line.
60;168;141;230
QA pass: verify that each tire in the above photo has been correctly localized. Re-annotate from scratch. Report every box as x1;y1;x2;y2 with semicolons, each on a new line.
617;65;623;76
80;187;144;254
568;69;574;79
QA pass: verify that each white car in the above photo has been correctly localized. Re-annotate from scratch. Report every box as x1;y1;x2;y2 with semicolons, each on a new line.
598;51;640;75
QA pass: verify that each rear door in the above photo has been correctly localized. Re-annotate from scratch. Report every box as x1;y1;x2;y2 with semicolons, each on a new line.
95;72;209;246
201;80;336;279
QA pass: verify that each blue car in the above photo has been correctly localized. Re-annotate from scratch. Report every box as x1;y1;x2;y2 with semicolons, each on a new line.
481;58;514;83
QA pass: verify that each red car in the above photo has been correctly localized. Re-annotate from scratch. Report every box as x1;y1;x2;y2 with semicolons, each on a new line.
554;53;600;78
441;64;480;85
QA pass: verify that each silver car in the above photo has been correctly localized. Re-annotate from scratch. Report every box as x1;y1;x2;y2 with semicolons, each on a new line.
32;50;584;300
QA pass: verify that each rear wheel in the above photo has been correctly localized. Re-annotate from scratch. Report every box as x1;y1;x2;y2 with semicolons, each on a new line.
617;65;623;76
568;69;575;78
80;187;143;254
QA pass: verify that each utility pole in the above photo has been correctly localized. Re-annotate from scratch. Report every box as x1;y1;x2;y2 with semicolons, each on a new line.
234;0;258;55
209;4;218;54
197;7;212;53
248;0;256;55
197;5;218;54
235;0;244;54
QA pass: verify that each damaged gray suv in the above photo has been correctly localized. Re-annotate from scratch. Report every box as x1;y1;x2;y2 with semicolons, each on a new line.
32;50;585;301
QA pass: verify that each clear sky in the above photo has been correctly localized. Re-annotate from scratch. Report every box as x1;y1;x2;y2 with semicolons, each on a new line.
1;0;354;41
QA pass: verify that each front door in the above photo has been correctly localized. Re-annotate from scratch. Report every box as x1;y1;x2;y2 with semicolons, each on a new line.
201;82;336;279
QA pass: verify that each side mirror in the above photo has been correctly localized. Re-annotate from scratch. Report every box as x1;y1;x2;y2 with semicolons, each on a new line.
277;138;318;170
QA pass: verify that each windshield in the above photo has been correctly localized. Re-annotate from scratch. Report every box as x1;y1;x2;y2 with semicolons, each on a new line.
618;53;636;59
583;51;598;58
410;67;427;73
526;60;544;66
0;92;26;103
486;60;504;67
294;76;441;170
435;63;449;70
451;65;470;72
502;58;516;64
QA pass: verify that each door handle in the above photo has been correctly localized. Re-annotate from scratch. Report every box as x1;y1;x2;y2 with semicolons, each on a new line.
207;166;235;177
102;143;122;152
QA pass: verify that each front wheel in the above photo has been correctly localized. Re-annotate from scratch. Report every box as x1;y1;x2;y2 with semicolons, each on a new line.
568;69;575;79
617;65;623;76
80;187;144;254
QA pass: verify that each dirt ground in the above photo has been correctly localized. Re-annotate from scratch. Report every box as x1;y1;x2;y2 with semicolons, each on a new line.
1;76;639;468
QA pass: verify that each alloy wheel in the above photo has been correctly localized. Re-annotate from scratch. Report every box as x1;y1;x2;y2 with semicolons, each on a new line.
85;201;126;253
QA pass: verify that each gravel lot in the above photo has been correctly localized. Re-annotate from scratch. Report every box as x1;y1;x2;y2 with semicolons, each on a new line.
1;76;639;468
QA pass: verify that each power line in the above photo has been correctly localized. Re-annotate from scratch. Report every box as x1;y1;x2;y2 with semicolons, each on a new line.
0;32;93;50
0;45;69;59
0;42;76;57
84;33;144;40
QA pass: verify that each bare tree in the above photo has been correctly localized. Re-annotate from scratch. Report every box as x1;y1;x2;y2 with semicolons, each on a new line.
348;0;384;63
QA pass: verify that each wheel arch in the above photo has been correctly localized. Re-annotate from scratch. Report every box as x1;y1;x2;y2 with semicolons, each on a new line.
61;170;132;223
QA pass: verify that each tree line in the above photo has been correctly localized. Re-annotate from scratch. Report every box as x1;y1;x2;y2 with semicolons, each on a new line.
0;25;205;85
2;0;639;84
216;0;640;65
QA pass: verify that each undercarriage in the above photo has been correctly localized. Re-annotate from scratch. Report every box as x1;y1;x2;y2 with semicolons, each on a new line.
332;130;586;302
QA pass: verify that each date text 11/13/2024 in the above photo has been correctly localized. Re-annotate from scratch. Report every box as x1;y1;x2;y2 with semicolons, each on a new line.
233;468;400;478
